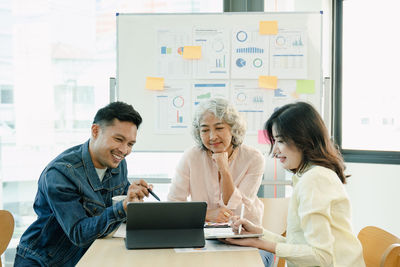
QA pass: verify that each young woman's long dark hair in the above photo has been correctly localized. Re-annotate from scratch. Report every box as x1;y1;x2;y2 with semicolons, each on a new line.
265;102;348;183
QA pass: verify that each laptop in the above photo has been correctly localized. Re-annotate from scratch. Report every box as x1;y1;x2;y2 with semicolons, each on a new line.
125;202;207;249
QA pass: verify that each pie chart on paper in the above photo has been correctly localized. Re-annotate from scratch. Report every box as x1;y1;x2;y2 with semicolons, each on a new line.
236;58;246;68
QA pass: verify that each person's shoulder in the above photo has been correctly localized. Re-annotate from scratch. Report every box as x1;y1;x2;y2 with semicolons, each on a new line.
47;142;86;172
238;144;264;160
301;165;340;186
182;146;206;159
183;145;201;154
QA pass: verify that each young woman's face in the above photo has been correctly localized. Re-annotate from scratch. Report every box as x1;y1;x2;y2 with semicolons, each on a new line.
272;124;303;171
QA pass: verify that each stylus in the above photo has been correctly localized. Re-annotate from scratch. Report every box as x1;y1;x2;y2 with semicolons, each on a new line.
148;188;161;201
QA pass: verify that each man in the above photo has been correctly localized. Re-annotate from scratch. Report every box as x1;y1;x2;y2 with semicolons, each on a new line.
14;101;152;266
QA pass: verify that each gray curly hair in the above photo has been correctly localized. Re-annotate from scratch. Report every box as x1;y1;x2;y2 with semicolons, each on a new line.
192;98;246;150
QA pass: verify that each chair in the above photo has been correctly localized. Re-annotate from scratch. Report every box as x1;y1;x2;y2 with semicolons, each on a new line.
358;226;400;267
0;210;15;266
260;197;290;267
260;197;290;235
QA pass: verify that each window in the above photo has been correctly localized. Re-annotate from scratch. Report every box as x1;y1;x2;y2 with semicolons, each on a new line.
333;0;400;164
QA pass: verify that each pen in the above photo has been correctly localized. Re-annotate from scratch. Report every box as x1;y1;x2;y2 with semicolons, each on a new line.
238;203;244;234
148;188;161;201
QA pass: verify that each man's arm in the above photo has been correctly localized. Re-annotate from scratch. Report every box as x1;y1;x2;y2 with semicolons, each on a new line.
42;168;128;247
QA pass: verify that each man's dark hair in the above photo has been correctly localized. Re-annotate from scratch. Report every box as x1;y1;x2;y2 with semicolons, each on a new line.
93;101;142;128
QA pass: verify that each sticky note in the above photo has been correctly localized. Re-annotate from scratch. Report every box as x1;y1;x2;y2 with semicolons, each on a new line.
259;21;278;35
296;80;315;94
291;92;299;99
183;46;201;59
259;76;278;89
258;130;270;144
145;77;164;90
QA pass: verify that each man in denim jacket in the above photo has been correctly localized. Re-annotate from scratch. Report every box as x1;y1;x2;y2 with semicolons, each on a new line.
14;101;152;266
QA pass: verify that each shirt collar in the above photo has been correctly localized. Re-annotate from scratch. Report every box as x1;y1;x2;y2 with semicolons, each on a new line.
292;163;313;187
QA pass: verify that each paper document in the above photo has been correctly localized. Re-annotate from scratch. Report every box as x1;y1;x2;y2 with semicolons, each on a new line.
174;239;257;253
112;222;126;238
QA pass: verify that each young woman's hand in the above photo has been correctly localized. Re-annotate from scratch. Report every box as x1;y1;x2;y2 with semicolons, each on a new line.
230;216;263;234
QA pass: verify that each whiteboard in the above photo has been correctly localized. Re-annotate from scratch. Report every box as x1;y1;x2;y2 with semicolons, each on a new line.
117;12;323;152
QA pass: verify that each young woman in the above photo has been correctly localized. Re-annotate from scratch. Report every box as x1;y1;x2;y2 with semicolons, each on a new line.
224;102;365;267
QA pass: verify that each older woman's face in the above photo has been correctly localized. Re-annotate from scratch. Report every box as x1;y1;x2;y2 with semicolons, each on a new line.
199;112;233;155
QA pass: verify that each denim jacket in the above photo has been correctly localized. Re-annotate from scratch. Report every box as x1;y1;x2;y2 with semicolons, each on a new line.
16;140;129;266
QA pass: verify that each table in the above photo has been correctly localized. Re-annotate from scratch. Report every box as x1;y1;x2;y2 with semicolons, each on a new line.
77;237;264;267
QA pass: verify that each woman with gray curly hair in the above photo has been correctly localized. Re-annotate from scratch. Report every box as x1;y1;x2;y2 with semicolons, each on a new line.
167;98;265;225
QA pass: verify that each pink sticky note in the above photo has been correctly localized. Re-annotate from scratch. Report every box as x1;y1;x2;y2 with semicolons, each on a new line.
258;130;270;144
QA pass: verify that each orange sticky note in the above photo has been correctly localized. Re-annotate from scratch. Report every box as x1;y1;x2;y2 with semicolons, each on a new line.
258;130;270;144
145;77;164;91
259;21;278;35
259;76;278;89
183;46;201;59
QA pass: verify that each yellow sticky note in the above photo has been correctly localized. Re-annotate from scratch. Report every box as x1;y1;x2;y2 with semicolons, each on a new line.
259;21;278;35
183;46;201;59
145;77;164;91
296;80;315;94
259;76;278;89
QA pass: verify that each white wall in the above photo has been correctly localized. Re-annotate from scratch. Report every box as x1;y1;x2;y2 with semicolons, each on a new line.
345;163;400;237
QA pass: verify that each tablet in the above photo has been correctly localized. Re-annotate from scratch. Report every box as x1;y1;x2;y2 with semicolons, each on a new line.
125;202;207;249
204;227;263;239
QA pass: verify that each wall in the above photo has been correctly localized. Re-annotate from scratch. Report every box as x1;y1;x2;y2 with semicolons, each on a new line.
345;163;400;237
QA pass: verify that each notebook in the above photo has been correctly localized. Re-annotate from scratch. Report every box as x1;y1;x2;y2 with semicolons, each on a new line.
204;227;264;239
125;202;207;249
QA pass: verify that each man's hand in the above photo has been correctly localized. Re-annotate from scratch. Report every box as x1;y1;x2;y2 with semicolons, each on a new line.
206;207;233;223
123;179;152;211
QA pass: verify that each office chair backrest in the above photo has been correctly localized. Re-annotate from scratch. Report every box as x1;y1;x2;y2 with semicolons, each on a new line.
358;226;400;267
0;210;15;266
260;197;290;235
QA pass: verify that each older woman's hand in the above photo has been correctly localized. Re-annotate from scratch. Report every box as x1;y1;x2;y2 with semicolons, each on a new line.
212;152;229;172
206;207;234;223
